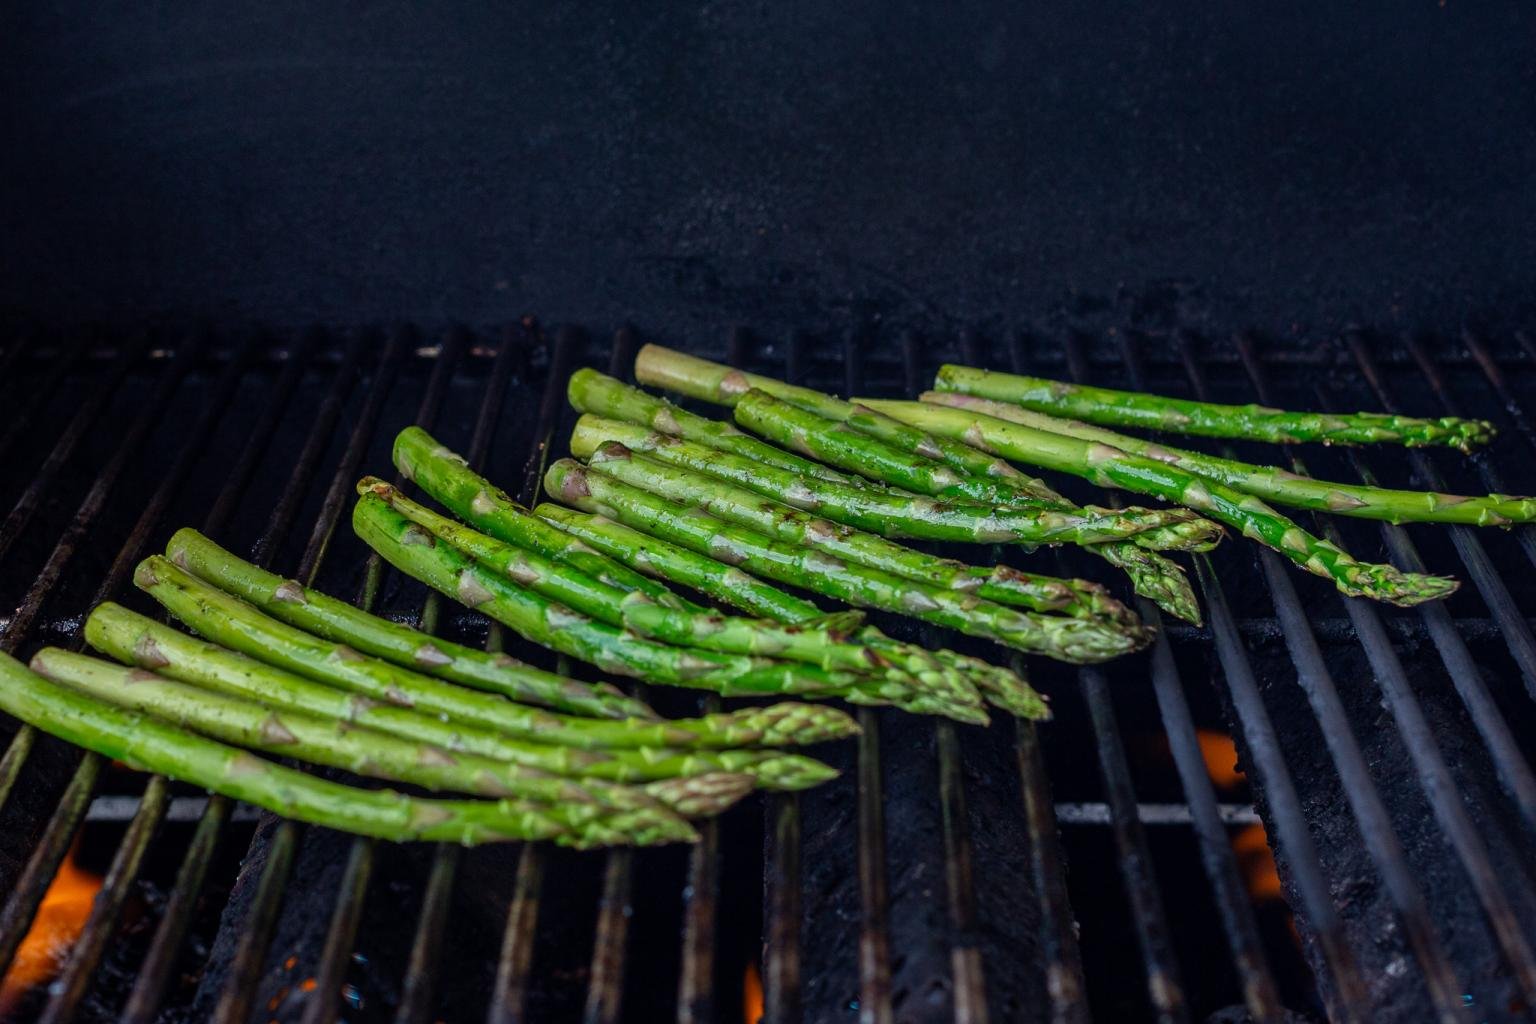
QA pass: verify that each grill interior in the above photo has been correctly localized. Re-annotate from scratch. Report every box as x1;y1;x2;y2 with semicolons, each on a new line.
1;323;1535;1023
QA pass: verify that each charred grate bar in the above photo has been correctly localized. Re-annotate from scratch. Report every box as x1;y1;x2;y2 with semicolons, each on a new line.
0;323;1531;1022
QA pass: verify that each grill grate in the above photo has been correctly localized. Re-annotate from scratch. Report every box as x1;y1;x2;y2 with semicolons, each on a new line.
0;324;1533;1022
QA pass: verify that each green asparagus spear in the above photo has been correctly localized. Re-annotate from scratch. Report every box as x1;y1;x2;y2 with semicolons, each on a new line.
362;476;900;676
859;400;1459;607
568;367;859;486
731;389;1222;554
548;454;1147;666
164;528;657;720
603;357;1204;621
632;343;1059;500
919;391;1536;527
569;418;1136;626
85;603;778;797
353;492;980;723
136;553;856;750
575;412;1199;548
90;608;811;797
394;425;710;614
0;650;578;846
532;503;1047;719
31;648;695;845
932;363;1496;453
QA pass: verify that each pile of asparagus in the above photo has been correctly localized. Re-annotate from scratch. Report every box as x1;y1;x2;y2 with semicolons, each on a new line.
365;428;1050;722
0;532;866;848
629;345;1519;609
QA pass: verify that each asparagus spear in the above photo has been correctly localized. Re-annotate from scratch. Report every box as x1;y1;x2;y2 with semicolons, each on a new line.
86;603;787;796
632;343;1060;500
362;476;901;676
353;493;982;723
569;417;1137;626
932;363;1496;453
394;425;710;614
576;413;1200;548
732;389;1222;554
136;553;858;750
0;650;579;846
858;400;1459;607
606;360;1205;622
532;504;1049;719
568;367;858;486
164;528;658;720
548;454;1148;665
31;648;696;845
919;391;1536;527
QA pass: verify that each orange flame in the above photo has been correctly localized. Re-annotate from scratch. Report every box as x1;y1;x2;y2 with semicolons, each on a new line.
1196;729;1244;791
1233;822;1284;901
743;961;764;1024
0;841;103;1014
1195;730;1284;903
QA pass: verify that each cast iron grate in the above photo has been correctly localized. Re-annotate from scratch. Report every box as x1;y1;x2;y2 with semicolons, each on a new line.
0;322;1533;1023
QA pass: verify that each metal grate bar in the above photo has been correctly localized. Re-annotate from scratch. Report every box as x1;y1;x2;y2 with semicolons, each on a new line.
121;329;352;1024
1346;334;1536;700
1058;335;1189;1023
0;333;87;467
763;793;801;1024
286;326;467;1024
248;328;372;572
1405;334;1536;575
1104;332;1373;1020
393;327;508;1024
395;844;464;1024
1248;338;1536;835
1059;329;1280;1022
485;324;584;1024
1457;330;1536;456
928;330;991;1023
0;332;147;565
0;335;202;992
580;325;645;1024
833;331;895;1024
30;332;264;1024
1182;334;1472;1023
203;327;323;538
214;327;413;1022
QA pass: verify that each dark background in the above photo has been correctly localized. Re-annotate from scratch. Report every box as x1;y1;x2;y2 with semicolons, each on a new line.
3;2;1534;335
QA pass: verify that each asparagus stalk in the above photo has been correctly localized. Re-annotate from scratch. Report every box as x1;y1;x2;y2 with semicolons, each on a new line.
0;650;580;846
136;553;857;751
548;454;1147;666
31;648;696;845
859;400;1459;607
632;343;1060;499
733;389;1222;554
920;391;1536;527
569;417;1136;626
353;492;982;723
568;367;858;486
362;476;901;677
533;503;1048;719
616;354;1205;620
394;425;710;614
164;528;657;720
932;364;1496;453
576;413;1201;548
85;603;784;796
